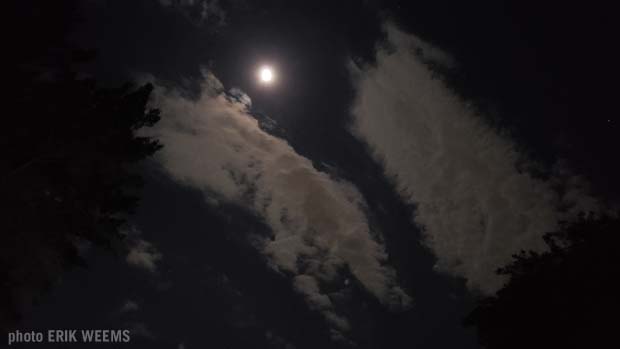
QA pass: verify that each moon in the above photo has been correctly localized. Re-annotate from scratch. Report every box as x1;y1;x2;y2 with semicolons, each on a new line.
259;66;274;84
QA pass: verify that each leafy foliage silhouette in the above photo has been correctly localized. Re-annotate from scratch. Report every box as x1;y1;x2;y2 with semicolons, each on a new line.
2;0;162;330
464;212;619;348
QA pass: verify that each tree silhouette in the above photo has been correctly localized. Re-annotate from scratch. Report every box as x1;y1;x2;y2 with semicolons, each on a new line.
464;212;619;348
2;1;162;330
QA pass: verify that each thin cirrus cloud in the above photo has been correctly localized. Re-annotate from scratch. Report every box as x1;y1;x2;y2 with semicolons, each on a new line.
141;71;410;334
350;23;598;294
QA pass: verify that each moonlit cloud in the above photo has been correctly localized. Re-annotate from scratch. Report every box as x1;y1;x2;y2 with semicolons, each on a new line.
350;23;598;293
126;239;162;273
141;71;410;333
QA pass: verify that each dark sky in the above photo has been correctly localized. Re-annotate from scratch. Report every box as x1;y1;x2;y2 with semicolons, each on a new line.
16;1;618;348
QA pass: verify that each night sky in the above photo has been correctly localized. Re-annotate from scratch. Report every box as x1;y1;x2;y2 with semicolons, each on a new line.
11;1;619;348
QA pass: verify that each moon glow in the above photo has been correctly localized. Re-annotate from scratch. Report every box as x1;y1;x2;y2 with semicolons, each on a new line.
259;66;274;84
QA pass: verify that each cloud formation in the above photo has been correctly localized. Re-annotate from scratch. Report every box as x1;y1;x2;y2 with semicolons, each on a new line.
142;72;410;333
350;24;598;293
158;0;225;27
119;300;139;313
126;322;155;340
126;239;162;273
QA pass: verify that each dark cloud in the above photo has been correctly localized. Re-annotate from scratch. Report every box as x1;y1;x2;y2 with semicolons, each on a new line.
119;300;140;313
157;0;226;27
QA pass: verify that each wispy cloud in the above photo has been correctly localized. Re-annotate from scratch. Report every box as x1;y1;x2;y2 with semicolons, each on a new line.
125;231;162;274
126;322;155;340
350;23;598;293
141;71;410;334
119;300;139;313
157;0;226;27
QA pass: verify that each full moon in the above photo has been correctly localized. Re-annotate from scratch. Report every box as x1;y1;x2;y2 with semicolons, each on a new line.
259;66;274;84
